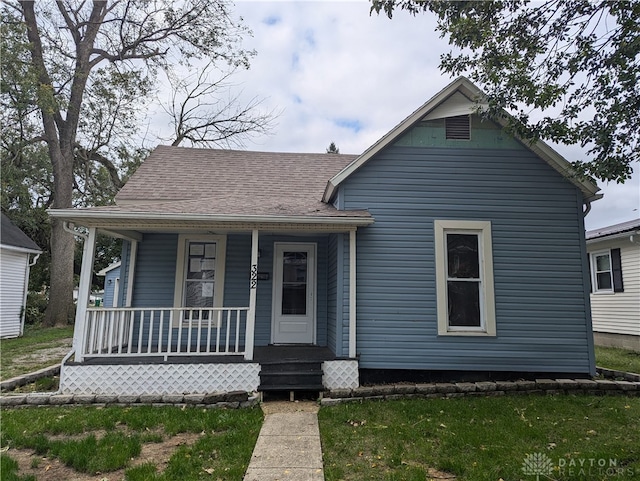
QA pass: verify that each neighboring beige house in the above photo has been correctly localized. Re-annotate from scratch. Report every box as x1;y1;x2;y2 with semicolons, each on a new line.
587;218;640;351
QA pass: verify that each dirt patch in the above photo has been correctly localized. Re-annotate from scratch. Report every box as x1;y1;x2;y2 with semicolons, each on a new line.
6;432;201;481
2;339;73;381
261;400;319;415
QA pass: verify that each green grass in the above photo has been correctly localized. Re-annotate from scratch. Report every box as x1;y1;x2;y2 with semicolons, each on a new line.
0;326;73;381
595;346;640;374
0;405;263;480
1;454;36;481
319;396;640;481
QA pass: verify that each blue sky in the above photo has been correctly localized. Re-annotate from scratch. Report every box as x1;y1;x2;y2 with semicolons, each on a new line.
149;1;639;231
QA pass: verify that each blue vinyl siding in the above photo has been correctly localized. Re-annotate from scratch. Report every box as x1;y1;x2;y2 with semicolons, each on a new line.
327;234;338;356
132;234;178;308
340;144;593;374
125;233;330;349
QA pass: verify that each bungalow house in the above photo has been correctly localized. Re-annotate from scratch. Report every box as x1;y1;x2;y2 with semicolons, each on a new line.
50;77;602;396
1;213;42;339
586;219;640;351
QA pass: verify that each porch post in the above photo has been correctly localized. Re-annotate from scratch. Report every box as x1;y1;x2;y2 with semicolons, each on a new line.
349;228;357;358
244;229;259;360
125;240;138;307
73;227;97;362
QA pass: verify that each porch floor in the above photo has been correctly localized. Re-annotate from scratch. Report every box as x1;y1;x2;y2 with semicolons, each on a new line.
71;345;337;365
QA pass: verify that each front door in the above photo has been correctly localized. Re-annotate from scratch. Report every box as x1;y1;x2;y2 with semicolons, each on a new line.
272;243;316;344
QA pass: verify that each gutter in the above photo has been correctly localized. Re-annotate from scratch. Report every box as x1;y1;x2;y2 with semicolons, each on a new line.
51;210;375;227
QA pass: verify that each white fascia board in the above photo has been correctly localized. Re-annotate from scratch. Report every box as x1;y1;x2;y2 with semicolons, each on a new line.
48;209;374;227
0;243;42;255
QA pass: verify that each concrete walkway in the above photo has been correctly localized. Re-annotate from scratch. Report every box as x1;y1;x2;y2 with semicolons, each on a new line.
244;401;324;481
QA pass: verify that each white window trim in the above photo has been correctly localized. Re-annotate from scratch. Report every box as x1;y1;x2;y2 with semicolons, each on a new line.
590;249;614;294
172;234;227;327
434;220;496;336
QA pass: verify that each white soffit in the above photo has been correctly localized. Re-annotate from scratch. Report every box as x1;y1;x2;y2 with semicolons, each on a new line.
423;91;487;121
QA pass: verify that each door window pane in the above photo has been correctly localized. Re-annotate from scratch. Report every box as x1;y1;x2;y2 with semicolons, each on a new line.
281;252;307;315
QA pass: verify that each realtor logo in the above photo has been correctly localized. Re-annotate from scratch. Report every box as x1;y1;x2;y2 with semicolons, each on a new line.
522;452;554;480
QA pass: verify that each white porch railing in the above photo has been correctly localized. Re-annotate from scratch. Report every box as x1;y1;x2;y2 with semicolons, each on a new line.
82;307;249;361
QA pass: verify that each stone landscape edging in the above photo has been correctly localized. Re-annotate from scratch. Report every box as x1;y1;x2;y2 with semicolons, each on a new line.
0;391;260;409
1;367;639;408
320;376;640;406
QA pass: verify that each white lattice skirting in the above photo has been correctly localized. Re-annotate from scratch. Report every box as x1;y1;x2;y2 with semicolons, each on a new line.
60;363;260;396
322;360;359;389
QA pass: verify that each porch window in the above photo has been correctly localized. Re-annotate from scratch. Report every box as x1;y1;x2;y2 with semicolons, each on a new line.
173;235;227;325
434;220;496;336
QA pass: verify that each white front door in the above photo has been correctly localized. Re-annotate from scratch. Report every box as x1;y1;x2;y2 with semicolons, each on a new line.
272;243;316;344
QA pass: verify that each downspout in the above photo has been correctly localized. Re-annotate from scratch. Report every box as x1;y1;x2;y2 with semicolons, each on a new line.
583;201;592;217
20;252;41;336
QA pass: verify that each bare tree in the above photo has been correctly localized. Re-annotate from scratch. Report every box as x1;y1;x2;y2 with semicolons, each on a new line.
165;62;276;148
9;1;270;326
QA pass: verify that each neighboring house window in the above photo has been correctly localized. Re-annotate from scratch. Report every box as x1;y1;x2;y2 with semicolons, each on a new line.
434;220;496;336
590;248;624;293
445;115;471;140
173;235;227;325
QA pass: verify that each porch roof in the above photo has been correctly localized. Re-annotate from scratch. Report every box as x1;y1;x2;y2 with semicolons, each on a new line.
49;146;373;232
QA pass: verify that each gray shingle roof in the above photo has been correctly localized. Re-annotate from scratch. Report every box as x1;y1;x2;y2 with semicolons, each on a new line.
116;146;360;215
586;218;640;240
1;213;41;252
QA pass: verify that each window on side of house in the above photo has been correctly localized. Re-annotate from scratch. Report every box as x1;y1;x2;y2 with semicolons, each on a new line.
590;248;624;293
434;220;496;336
173;235;227;325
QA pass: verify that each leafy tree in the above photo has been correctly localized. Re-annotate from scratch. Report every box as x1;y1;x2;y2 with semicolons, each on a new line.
371;0;639;183
326;141;340;154
3;1;272;326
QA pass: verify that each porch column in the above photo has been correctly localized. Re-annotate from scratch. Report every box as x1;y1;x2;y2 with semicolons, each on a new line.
244;229;259;360
349;228;357;358
73;226;97;362
125;240;138;307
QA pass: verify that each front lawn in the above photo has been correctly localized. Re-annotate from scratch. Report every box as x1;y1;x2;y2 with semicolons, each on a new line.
319;395;640;481
0;405;262;481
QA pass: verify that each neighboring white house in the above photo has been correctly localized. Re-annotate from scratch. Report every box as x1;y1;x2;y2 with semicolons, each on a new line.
0;213;42;339
587;218;640;351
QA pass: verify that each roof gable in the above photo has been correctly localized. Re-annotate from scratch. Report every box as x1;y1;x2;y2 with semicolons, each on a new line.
323;76;601;203
1;213;41;253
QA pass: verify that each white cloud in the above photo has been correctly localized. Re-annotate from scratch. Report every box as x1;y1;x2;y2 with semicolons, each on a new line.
145;1;639;230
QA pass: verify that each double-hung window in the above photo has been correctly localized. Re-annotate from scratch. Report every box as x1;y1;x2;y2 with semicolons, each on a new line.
173;235;227;326
434;220;496;336
590;249;624;294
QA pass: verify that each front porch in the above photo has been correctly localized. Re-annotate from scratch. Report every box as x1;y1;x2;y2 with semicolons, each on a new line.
57;216;370;395
60;345;359;396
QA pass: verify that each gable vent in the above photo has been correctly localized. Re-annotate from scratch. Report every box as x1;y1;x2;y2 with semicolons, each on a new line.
445;115;471;140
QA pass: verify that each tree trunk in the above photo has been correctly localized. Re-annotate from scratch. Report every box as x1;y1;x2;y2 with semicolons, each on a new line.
45;219;75;326
43;145;76;327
